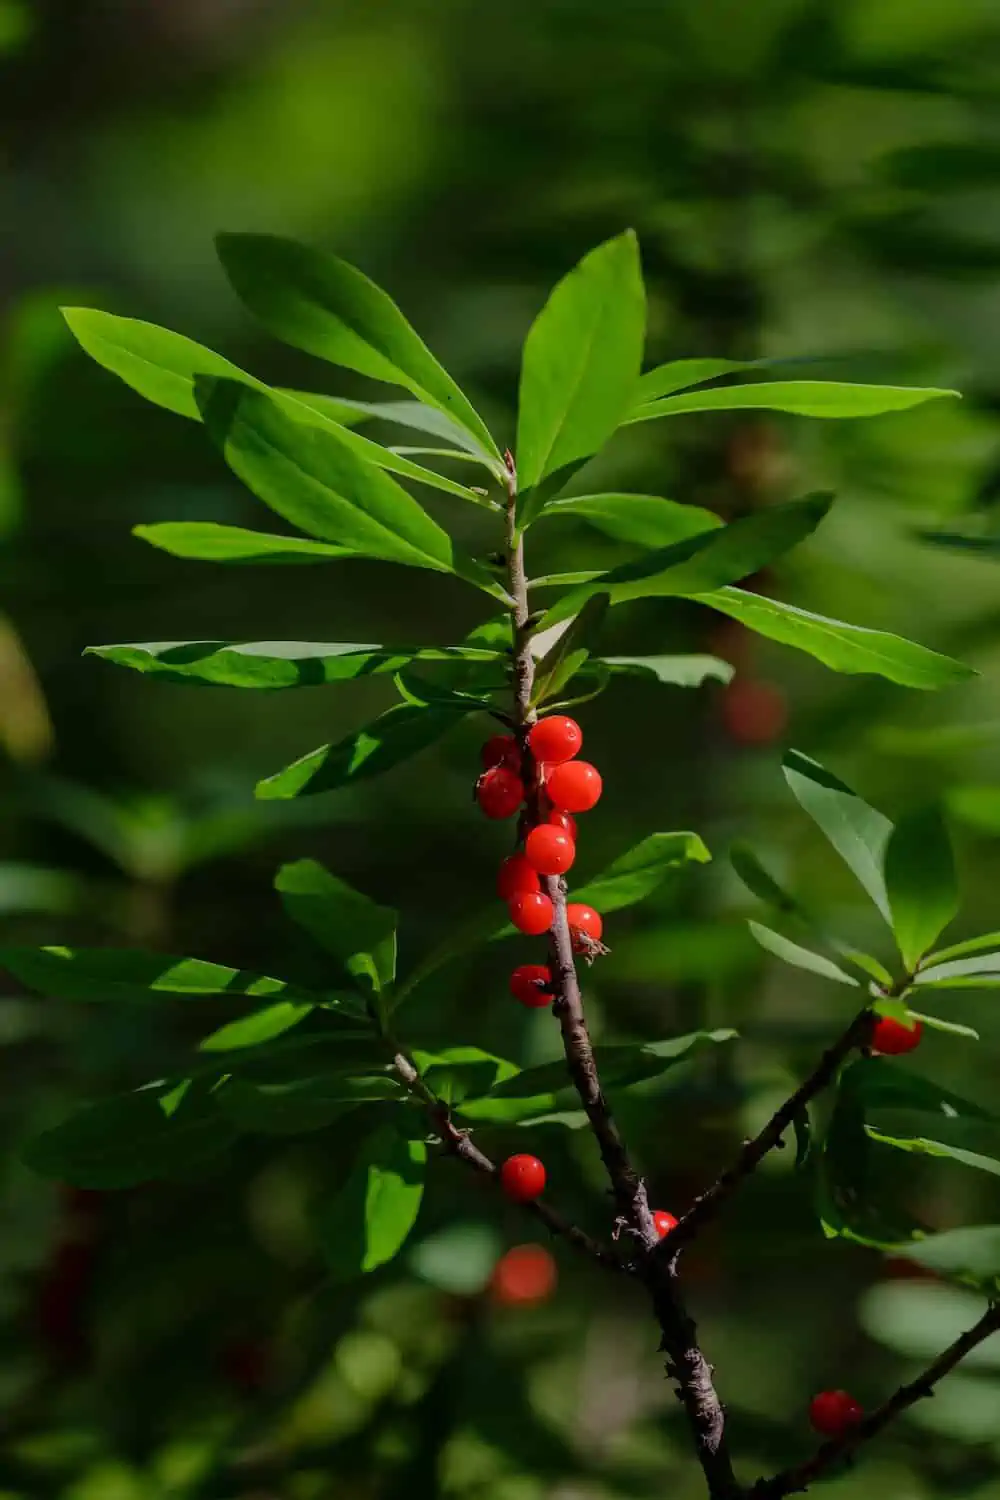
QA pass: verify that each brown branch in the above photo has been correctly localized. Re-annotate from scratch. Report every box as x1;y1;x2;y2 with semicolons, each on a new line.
754;1300;1000;1497
665;1007;876;1256
503;455;742;1500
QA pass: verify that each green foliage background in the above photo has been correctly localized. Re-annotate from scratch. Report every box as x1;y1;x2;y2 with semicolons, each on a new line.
5;1;1000;1496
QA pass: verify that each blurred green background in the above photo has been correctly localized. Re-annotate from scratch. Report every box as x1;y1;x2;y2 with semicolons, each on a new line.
5;1;1000;1496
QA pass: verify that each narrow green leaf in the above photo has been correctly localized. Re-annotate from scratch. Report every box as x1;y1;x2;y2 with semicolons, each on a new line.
256;702;463;800
885;806;959;969
631;380;959;424
516;231;645;507
893;1227;1000;1291
0;946;313;1005
216;233;499;459
914;954;1000;989
602;654;734;688
198;379;505;600
413;1046;519;1106
217;1073;399;1135
199;1001;315;1053
906;1010;980;1041
572;831;711;914
924;931;1000;965
730;843;803;918
539;494;833;629
276;860;397;995
635;358;754;406
22;1085;236;1188
697;588;975;690
541;493;721;549
287;393;500;468
783;751;894;922
132;523;353;566
86;640;502;691
530;592;609;705
318;1124;427;1278
748;920;860;985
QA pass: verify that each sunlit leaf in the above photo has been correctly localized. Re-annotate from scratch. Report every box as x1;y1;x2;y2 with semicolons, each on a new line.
541;492;720;548
914;953;1000;989
132;523;353;566
572;831;711;913
885;806;958;969
631;379;958;424
0;946;314;1005
601;654;734;687
783;750;893;922
256;702;465;800
530;593;609;705
747;920;860;986
634;357;754;405
318;1125;427;1277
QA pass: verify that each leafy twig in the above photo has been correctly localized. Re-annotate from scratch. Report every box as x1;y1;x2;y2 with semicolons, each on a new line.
753;1300;1000;1497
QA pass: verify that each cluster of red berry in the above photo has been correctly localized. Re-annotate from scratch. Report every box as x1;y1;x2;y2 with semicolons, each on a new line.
476;714;678;1245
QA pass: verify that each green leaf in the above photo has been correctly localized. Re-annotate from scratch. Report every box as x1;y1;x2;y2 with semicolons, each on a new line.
635;358;754;406
602;655;734;688
288;393;500;468
783;751;894;922
276;860;397;995
868;1114;1000;1181
215;233;499;459
697;588;975;690
217;1073;400;1135
516;231;645;509
906;1010;980;1041
197;380;506;600
730;843;803;919
0;946;314;1005
199;1001;315;1053
572;831;711;914
318;1124;427;1278
793;1108;812;1170
62;308;257;421
539;494;833;628
86;640;501;691
884;806;959;970
923;931;1000;965
256;701;463;800
459;1030;735;1123
747;921;860;986
132;523;353;566
530;592;609;706
22;1084;236;1188
541;493;721;549
412;1046;519;1106
893;1227;1000;1291
914;954;1000;989
630;380;959;425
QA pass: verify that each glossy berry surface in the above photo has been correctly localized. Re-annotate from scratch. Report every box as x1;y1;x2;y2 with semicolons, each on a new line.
500;1154;546;1202
809;1390;863;1437
497;853;540;901
652;1210;678;1239
528;715;583;765
510;964;554;1007
546;760;603;813
481;734;518;769
490;1245;557;1306
566;903;603;949
476;766;524;819
872;1016;923;1056
524;824;575;876
548;809;578;839
508;891;554;936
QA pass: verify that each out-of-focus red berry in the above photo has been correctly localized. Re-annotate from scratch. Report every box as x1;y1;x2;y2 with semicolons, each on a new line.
510;964;554;1008
566;903;603;951
524;824;575;876
721;679;788;746
490;1245;557;1306
477;766;525;819
528;716;582;764
508;891;554;935
500;1154;546;1202
652;1210;678;1239
497;853;541;901
481;734;518;769
546;761;602;813
809;1390;863;1437
872;1016;923;1056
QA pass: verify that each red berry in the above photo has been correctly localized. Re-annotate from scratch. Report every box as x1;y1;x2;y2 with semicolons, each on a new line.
809;1390;863;1437
721;679;788;747
497;854;540;901
510;964;554;1008
548;810;578;839
500;1154;546;1202
481;734;518;769
490;1245;557;1306
546;760;602;813
524;824;575;876
566;903;602;950
528;716;582;765
652;1210;678;1239
508;891;554;936
477;766;524;819
872;1016;923;1056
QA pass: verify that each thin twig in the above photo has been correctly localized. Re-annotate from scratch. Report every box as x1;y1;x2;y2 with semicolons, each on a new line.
665;1007;876;1255
754;1301;1000;1497
503;456;742;1500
